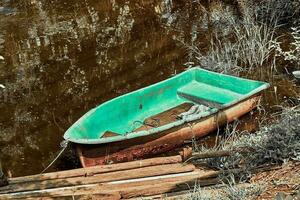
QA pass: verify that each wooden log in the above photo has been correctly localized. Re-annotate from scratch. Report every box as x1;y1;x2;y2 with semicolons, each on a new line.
190;148;252;160
119;178;219;199
0;163;195;194
23;192;121;200
63;166;281;200
6;165;278;199
0;184;107;199
190;149;246;160
0;170;218;199
77;170;218;199
75;193;121;200
16;192;121;200
192;150;232;159
9;155;183;185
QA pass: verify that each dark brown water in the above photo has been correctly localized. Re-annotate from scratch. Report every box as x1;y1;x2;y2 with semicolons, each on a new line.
0;0;299;177
0;0;212;176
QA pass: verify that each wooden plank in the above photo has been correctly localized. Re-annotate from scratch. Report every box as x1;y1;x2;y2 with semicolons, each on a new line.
192;150;232;159
0;184;105;199
8;166;278;199
75;193;120;200
23;192;121;200
135;103;194;131
0;170;218;199
9;155;183;184
119;178;219;199
191;149;251;160
0;163;195;194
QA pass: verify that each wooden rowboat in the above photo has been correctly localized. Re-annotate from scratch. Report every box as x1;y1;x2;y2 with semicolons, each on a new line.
63;67;269;167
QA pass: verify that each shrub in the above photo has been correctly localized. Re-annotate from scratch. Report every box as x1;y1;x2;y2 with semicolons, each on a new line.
183;0;279;74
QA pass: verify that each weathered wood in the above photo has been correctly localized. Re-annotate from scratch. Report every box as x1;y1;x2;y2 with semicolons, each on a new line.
191;148;252;160
75;193;121;200
20;192;121;200
9;155;183;185
192;150;232;159
0;170;218;199
118;178;219;199
185;165;283;183
0;163;195;194
22;191;121;200
0;184;106;199
112;170;219;199
1;164;282;199
190;149;246;160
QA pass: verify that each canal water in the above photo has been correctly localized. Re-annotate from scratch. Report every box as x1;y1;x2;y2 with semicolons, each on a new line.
0;0;299;176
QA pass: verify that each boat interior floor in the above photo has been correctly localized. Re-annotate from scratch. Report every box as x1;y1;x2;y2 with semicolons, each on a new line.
133;102;195;132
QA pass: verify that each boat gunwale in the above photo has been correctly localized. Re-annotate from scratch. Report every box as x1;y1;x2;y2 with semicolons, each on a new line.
64;67;270;144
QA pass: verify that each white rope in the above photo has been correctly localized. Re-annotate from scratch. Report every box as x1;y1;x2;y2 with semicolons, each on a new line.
40;140;69;174
178;104;210;120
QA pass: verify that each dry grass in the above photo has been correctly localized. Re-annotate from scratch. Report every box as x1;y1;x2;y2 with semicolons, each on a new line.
196;106;300;169
182;0;282;75
186;179;263;200
188;106;300;198
199;17;278;74
188;106;300;200
256;0;300;26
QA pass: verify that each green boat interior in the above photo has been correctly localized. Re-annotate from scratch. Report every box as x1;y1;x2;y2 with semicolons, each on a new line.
64;67;269;144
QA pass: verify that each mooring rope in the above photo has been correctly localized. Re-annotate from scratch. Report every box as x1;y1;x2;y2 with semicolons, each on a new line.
40;140;69;174
178;104;210;121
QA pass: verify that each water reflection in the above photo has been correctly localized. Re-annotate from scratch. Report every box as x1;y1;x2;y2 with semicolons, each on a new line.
0;0;212;176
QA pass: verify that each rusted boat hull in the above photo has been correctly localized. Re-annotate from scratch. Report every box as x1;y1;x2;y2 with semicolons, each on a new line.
77;96;261;167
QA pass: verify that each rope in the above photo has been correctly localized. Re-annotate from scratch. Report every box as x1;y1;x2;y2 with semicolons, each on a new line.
132;119;160;129
40;140;69;174
178;104;210;121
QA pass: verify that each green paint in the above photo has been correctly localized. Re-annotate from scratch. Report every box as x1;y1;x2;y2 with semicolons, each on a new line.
178;81;242;105
64;67;270;144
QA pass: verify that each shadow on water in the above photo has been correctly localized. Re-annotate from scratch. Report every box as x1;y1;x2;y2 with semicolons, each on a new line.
0;0;299;177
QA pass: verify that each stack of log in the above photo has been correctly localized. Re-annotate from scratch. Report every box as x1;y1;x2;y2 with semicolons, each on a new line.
0;150;220;200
